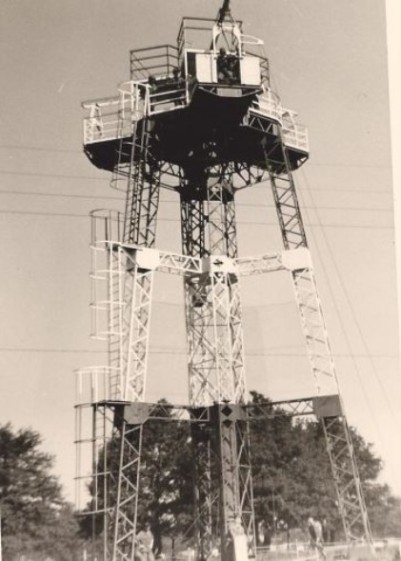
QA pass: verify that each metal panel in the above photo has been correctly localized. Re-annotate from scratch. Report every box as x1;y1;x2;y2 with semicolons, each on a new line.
196;53;216;82
240;56;261;86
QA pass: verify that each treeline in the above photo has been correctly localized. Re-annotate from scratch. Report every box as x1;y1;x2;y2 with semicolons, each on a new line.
0;424;80;561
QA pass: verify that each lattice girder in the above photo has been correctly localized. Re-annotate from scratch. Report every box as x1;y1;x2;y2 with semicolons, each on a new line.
184;270;247;406
264;131;372;543
191;418;214;561
181;199;207;258
265;131;307;250
235;421;256;557
121;118;161;247
291;267;338;396
112;419;143;561
103;245;155;403
322;416;373;542
212;405;256;561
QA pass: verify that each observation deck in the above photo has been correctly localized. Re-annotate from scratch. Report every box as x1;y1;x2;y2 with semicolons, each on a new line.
82;17;309;181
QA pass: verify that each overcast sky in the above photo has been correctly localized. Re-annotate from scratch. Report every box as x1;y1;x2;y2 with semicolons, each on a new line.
0;0;400;504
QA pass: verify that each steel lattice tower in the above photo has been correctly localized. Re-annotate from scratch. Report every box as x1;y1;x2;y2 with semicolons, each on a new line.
75;5;373;561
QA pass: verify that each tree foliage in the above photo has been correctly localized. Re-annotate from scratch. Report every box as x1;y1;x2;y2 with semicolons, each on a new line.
82;394;401;549
80;402;194;553
0;423;80;561
138;403;193;552
248;391;401;539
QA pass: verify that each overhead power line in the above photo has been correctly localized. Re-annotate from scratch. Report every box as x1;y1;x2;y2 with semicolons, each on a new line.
0;168;393;195
0;169;106;182
0;208;394;229
299;168;401;434
0;189;393;212
0;144;392;169
0;346;396;358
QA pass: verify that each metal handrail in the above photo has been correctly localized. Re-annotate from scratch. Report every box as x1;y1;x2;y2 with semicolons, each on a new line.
282;122;309;153
250;91;283;124
83;81;149;144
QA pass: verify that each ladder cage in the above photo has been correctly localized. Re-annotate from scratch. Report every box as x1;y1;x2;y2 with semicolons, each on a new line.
75;399;115;515
90;210;125;341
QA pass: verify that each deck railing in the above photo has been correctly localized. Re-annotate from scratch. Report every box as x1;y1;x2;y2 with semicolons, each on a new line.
282;118;309;153
130;45;179;81
250;90;283;124
82;97;120;144
83;82;308;154
83;78;188;144
149;82;187;114
82;81;149;144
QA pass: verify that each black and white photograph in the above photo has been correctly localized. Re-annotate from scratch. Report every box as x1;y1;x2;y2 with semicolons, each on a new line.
0;2;400;561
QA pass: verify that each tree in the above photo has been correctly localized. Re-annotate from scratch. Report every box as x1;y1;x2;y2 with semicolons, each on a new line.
138;403;194;552
0;423;81;561
81;394;401;549
80;402;194;554
249;391;401;541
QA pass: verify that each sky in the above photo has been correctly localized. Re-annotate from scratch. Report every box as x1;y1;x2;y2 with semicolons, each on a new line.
0;0;400;509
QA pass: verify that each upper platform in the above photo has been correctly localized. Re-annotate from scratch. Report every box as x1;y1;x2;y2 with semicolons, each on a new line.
82;16;309;181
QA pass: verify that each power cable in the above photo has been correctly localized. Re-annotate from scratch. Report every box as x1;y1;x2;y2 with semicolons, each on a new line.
0;189;124;201
0;168;394;195
0;144;81;154
0;170;107;182
0;144;388;169
299;168;401;436
0;346;396;358
0;188;393;213
297;172;390;477
0;208;393;229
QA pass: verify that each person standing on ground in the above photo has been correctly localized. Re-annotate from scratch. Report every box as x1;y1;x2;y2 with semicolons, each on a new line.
307;516;326;560
136;522;155;561
257;520;266;545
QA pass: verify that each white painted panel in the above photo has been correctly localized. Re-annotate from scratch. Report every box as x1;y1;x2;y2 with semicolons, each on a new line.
195;53;216;83
240;56;261;85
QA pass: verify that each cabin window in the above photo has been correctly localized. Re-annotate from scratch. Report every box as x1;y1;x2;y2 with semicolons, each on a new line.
216;49;240;85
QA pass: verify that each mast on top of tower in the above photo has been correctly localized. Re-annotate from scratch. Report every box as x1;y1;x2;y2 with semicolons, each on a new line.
217;0;233;24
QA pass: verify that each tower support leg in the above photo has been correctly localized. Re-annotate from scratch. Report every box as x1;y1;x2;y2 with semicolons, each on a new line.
107;113;160;560
112;419;143;561
264;134;373;543
212;404;255;561
322;416;372;542
191;415;214;561
180;165;254;560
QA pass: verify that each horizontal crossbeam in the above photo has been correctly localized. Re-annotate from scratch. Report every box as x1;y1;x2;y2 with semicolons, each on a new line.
91;394;342;426
93;241;312;278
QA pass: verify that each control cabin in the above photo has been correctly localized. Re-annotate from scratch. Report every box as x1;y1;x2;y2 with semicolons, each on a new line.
82;16;309;176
